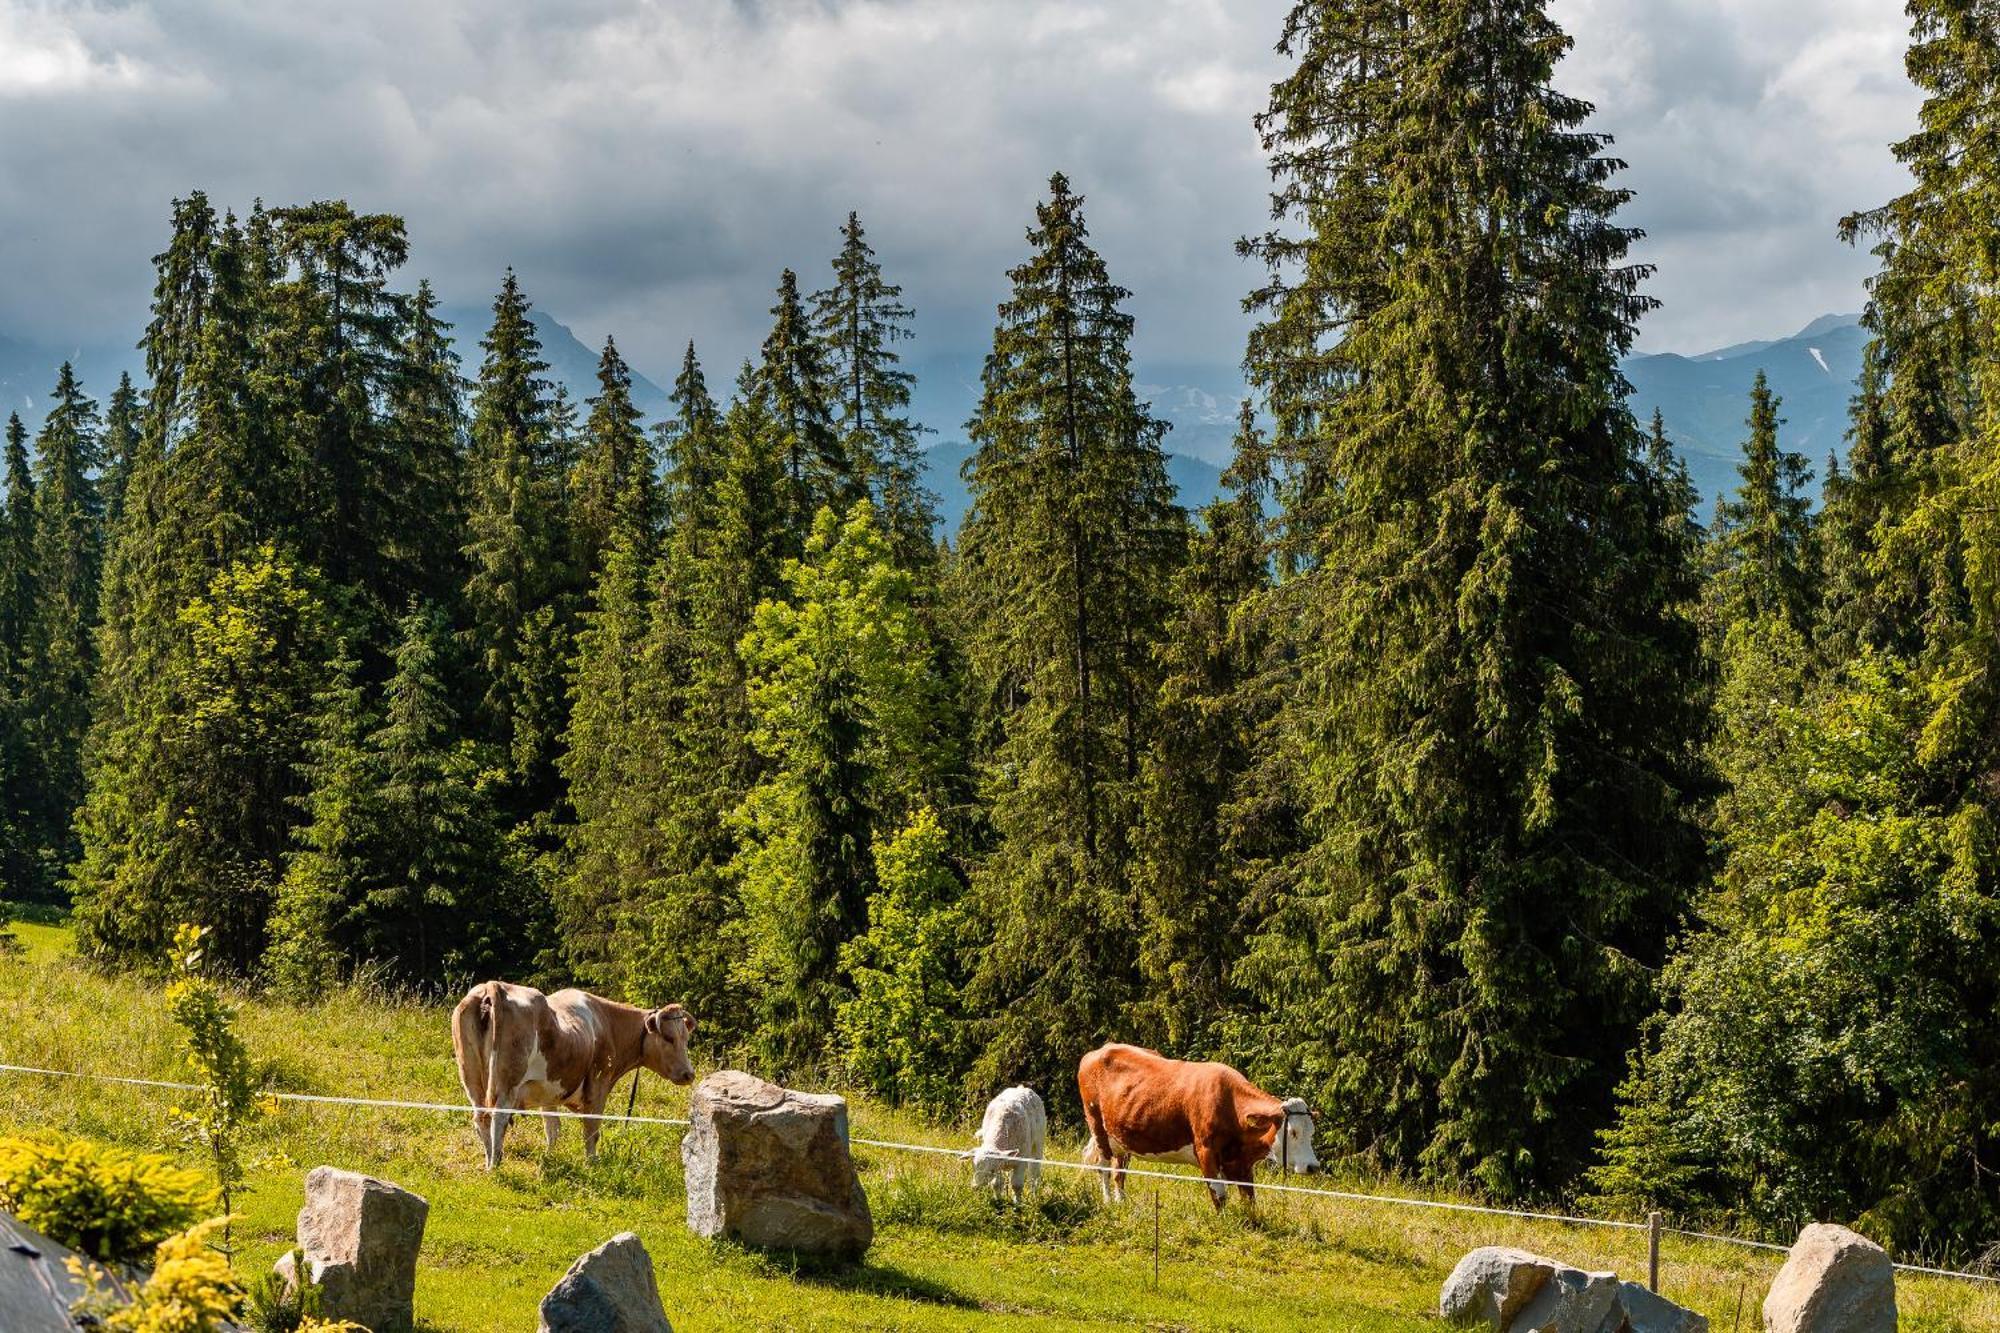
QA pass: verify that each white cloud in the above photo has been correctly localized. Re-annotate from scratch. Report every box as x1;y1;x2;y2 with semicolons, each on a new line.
0;4;186;95
0;0;1922;381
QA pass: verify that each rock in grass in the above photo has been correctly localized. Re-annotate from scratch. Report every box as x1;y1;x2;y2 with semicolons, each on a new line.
274;1166;428;1333
1442;1247;1565;1326
1440;1246;1707;1331
681;1070;872;1262
538;1232;672;1333
1615;1279;1709;1333
1762;1224;1896;1333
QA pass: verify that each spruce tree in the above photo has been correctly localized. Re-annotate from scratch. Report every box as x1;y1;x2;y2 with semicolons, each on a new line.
383;279;468;613
461;271;573;811
25;363;105;883
571;335;658;576
812;213;937;563
1235;0;1707;1195
99;373;142;532
267;201;411;599
955;172;1185;1096
268;647;375;997
370;602;539;982
0;415;34;677
661;341;725;542
758;269;850;552
1710;371;1814;632
560;468;661;980
1131;400;1272;1053
0;414;36;898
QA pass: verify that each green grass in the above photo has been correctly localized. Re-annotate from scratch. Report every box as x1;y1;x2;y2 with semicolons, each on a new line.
3;916;1997;1331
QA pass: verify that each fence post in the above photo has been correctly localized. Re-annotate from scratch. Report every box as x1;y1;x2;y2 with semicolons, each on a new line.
1647;1211;1662;1293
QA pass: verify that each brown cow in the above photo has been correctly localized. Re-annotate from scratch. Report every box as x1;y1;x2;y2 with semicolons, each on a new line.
450;980;696;1169
1078;1043;1294;1210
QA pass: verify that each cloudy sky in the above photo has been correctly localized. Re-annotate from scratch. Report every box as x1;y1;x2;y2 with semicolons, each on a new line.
0;0;1919;383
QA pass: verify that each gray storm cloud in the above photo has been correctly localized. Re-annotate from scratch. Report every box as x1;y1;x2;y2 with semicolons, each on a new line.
0;0;1918;380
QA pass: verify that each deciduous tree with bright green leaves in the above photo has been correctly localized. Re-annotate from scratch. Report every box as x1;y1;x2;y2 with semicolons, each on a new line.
731;501;953;1070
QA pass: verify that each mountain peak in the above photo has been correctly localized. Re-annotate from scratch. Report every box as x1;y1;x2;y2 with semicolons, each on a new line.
1791;312;1864;340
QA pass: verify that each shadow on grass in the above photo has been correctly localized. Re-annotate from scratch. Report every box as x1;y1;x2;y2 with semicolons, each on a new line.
772;1254;983;1310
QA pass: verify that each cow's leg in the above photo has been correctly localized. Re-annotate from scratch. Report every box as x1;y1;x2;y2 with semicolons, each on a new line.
1009;1161;1026;1204
486;1093;518;1169
543;1107;561;1154
1194;1145;1229;1211
1111;1153;1130;1204
1081;1134;1113;1203
1230;1161;1258;1214
578;1094;606;1161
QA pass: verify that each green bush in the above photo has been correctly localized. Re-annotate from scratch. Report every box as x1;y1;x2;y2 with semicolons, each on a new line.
0;1133;215;1264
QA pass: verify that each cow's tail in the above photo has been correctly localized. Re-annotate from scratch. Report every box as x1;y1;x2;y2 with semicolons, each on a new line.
451;980;504;1110
1078;1069;1115;1166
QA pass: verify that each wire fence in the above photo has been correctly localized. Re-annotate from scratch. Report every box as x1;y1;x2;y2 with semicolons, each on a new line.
3;1060;1995;1288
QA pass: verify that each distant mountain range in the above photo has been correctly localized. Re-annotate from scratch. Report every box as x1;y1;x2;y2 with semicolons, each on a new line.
1624;313;1865;506
0;309;1865;537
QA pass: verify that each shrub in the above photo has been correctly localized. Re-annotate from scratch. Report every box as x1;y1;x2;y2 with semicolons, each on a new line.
0;1133;213;1264
165;922;275;1253
69;1216;242;1331
241;1254;363;1333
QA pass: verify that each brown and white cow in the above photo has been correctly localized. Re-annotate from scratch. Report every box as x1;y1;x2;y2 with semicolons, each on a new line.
450;980;696;1169
1078;1043;1315;1210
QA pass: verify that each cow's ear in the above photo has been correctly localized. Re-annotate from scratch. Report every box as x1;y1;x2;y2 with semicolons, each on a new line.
642;1010;661;1037
1242;1110;1282;1132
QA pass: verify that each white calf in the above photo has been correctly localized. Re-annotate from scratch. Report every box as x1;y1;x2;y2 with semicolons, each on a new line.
966;1085;1046;1202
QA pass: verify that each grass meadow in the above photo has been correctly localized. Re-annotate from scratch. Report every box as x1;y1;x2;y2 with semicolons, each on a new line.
3;915;1996;1331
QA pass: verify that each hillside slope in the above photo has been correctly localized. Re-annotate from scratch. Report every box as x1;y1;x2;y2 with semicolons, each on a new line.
0;919;1992;1331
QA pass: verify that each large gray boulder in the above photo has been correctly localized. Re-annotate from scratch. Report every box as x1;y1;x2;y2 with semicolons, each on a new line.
538;1232;672;1333
273;1166;428;1333
1762;1224;1896;1333
1443;1248;1567;1326
1441;1247;1707;1332
681;1070;872;1261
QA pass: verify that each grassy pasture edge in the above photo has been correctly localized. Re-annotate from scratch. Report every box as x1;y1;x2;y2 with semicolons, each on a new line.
2;917;1994;1331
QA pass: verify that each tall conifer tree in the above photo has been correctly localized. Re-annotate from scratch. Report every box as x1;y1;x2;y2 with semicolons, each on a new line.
462;271;573;810
1235;0;1706;1194
384;280;469;612
812;213;936;564
0;414;36;898
99;374;143;533
758;270;849;553
1710;371;1814;632
955;173;1185;1095
571;335;658;577
25;364;105;881
0;415;34;676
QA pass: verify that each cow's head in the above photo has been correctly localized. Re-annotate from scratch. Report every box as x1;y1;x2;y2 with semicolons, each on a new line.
1264;1097;1320;1174
966;1146;1020;1189
642;1004;697;1085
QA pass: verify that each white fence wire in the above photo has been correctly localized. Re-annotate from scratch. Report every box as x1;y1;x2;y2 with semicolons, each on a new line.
2;1060;1994;1287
